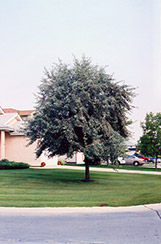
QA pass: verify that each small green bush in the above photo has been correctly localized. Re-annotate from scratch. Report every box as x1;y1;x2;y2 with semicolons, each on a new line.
0;159;30;169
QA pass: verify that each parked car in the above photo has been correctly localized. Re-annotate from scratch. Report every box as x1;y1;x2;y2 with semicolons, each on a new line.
134;153;150;162
118;155;145;166
104;157;126;165
117;157;126;165
149;157;161;163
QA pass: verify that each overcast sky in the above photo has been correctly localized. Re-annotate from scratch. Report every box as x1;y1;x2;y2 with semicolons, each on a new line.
0;0;160;143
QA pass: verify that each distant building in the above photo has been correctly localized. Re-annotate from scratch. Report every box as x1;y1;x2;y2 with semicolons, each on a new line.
125;141;138;155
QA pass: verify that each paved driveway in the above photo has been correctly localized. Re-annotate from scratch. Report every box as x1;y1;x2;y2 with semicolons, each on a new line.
0;204;160;244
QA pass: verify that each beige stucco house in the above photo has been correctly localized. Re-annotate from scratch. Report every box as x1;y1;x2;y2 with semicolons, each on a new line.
0;107;84;166
0;107;58;166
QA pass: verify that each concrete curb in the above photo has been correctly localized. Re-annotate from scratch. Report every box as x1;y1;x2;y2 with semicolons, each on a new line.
0;203;161;215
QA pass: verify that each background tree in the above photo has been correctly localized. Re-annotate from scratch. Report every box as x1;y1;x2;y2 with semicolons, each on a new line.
25;57;134;181
137;112;161;169
107;133;126;165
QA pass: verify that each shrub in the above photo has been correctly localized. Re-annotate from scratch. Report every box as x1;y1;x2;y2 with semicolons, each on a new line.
0;159;30;169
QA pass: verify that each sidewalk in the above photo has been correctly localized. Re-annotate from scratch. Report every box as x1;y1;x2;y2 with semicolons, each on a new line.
44;165;161;175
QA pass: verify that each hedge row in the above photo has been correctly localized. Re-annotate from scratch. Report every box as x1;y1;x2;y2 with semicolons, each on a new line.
0;159;30;169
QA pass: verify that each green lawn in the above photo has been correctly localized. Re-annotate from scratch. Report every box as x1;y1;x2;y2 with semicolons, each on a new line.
0;168;161;207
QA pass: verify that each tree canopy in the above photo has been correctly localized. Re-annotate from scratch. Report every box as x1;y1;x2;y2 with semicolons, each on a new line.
25;57;135;180
137;112;161;168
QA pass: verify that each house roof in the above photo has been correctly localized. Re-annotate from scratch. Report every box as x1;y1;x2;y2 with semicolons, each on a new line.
0;113;21;125
0;112;23;134
3;108;34;116
0;107;4;115
9;121;25;135
0;125;14;132
2;108;17;113
18;110;34;116
0;107;33;134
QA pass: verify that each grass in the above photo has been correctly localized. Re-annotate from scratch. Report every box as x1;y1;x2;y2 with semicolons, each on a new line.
66;163;161;171
0;168;161;207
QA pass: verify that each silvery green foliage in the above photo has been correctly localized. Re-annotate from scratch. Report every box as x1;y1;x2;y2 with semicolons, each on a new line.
25;57;134;164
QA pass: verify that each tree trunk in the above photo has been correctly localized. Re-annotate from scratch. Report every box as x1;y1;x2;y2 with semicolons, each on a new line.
80;157;94;182
107;156;110;166
155;155;158;169
85;159;90;181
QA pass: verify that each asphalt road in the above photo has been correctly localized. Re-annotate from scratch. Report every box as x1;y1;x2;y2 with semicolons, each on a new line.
0;205;160;244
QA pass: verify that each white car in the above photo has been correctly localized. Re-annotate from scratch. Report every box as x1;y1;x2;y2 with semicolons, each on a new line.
117;157;126;165
124;155;144;166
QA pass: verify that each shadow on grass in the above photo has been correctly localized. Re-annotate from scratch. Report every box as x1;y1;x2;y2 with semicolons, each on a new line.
15;168;91;185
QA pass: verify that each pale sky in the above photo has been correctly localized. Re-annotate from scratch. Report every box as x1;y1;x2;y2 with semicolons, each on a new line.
0;0;160;144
